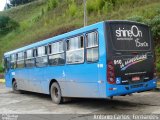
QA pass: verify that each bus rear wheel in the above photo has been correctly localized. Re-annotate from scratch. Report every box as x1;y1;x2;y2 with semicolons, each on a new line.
12;80;20;94
50;82;63;104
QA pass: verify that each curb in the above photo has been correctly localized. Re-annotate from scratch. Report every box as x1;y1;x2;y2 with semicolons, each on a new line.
0;79;5;83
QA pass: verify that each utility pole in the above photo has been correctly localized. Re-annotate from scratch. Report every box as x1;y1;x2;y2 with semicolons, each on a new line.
84;0;87;27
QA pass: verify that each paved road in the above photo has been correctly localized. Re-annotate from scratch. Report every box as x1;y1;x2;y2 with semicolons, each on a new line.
0;83;160;115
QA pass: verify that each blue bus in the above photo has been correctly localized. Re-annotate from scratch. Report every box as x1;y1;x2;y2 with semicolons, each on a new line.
3;21;157;104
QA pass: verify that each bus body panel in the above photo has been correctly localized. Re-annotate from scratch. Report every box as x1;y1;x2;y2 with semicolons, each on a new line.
65;63;99;97
4;22;108;98
97;23;107;98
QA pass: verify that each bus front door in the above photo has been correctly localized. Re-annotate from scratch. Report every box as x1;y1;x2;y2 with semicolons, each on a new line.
4;57;12;87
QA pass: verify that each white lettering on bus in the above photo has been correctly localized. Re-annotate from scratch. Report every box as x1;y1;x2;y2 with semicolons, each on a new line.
114;54;147;70
116;25;142;38
135;39;148;47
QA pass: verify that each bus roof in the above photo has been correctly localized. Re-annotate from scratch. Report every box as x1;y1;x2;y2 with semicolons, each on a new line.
4;21;104;56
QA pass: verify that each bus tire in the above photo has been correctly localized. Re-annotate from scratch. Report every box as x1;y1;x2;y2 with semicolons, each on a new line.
12;80;21;94
50;82;63;104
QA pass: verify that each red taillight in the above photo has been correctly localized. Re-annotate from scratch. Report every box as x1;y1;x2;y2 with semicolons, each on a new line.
107;61;115;84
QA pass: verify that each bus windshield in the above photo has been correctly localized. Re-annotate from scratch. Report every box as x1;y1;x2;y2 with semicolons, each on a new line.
109;22;151;51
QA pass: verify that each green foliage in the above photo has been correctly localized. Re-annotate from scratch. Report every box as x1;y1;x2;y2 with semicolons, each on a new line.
127;12;160;41
102;1;113;13
68;0;78;17
87;0;105;14
0;65;4;73
9;0;35;6
127;16;144;22
148;15;160;40
47;0;58;11
4;3;11;10
41;8;45;16
0;16;19;34
157;63;160;73
113;0;138;6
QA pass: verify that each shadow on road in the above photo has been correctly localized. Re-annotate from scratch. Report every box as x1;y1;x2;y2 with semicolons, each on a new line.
8;90;140;108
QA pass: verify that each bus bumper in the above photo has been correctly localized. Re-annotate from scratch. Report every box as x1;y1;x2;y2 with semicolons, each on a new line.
106;79;157;97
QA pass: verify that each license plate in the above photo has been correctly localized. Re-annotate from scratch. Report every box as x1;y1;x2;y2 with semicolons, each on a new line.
132;76;140;81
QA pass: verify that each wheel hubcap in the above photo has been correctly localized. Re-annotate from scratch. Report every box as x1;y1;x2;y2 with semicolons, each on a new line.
54;88;59;98
14;82;17;90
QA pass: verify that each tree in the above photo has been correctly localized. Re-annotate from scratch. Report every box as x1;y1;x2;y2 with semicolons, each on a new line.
4;3;11;10
9;0;34;6
0;16;19;34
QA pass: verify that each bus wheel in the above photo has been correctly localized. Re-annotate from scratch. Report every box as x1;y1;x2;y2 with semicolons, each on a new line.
12;80;20;94
50;82;62;104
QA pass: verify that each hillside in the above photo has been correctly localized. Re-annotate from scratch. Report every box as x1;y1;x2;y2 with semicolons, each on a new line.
0;0;160;73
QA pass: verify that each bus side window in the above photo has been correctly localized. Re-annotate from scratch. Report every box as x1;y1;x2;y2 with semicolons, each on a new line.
17;52;25;68
11;54;16;69
36;46;48;67
48;41;65;66
86;31;99;62
66;35;84;64
26;49;35;68
33;48;38;57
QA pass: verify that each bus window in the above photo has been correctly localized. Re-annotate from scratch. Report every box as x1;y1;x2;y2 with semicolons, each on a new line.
26;49;35;68
4;57;10;72
36;46;48;67
10;54;16;69
48;41;65;66
17;52;25;68
33;49;38;57
66;36;84;64
86;32;99;62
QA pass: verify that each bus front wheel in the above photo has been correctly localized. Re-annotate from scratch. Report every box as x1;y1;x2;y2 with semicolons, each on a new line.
50;82;63;104
12;80;20;94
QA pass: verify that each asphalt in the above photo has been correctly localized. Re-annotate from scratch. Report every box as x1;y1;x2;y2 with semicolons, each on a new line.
0;83;160;120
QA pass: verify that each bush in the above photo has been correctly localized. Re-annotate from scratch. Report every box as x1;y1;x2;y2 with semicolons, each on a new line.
127;15;160;42
68;1;78;17
103;1;113;13
148;15;160;40
127;15;144;22
87;0;105;14
113;0;140;8
47;0;58;11
0;16;19;34
157;63;160;73
10;0;35;6
0;65;4;73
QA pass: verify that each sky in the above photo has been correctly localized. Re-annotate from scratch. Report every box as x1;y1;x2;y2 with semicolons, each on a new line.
0;0;9;11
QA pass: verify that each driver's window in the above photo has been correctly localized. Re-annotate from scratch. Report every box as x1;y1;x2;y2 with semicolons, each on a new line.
4;57;10;72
